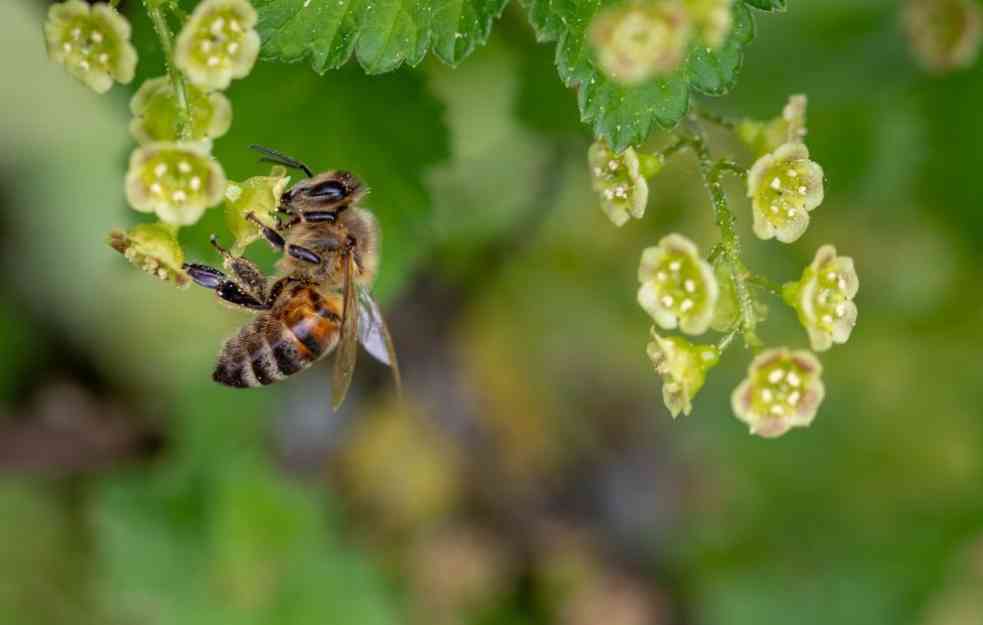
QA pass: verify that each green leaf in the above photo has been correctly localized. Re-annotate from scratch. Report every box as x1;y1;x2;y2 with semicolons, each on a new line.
686;3;755;96
254;0;510;74
743;0;787;12
525;0;757;150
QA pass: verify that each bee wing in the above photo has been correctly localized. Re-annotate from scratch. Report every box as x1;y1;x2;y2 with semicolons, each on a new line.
330;252;359;410
357;287;402;395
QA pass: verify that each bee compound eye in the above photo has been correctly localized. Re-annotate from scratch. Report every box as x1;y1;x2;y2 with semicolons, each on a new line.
307;180;348;201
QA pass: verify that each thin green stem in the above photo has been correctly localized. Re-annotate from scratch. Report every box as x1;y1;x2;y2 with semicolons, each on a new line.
687;125;760;347
691;106;739;131
661;136;690;159
717;326;741;352
144;0;192;141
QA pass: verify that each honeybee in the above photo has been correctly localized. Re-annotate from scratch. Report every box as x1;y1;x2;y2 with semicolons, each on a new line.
183;145;400;409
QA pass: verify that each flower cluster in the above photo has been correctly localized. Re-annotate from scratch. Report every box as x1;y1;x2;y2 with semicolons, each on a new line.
732;348;825;438
602;90;856;437
44;0;137;94
45;0;263;284
588;0;736;86
903;0;982;73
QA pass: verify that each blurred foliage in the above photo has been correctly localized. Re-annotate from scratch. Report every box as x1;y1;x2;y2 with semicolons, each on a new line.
3;0;983;624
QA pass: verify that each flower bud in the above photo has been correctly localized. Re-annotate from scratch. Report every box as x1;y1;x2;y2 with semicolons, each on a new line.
129;76;232;144
589;0;692;85
588;139;652;226
647;329;720;417
44;0;137;94
747;142;824;243
107;222;188;287
174;0;260;90
731;348;825;438
224;167;291;252
685;0;734;48
125;142;226;226
737;94;808;157
903;0;982;73
638;234;719;335
783;245;859;351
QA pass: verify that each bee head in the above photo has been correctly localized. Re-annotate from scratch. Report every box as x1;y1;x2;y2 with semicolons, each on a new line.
281;171;366;213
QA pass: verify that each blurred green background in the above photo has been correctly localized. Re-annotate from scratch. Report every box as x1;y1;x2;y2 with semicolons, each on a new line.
2;0;983;623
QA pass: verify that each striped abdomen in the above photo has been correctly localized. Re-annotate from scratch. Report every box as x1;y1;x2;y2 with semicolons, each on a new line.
213;287;343;388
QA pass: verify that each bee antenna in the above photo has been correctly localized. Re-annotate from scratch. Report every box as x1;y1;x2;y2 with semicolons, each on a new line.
249;144;314;178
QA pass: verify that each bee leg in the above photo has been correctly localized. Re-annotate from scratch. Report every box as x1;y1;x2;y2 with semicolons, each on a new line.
209;234;270;302
287;244;322;265
215;282;270;310
183;263;270;311
246;212;285;251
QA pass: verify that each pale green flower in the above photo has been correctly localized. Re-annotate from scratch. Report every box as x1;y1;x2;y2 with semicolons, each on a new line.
685;0;733;48
784;245;859;351
588;139;654;227
903;0;981;73
647;329;720;417
108;222;189;287
44;0;137;94
129;76;232;144
589;0;692;85
174;0;260;90
125;142;226;226
224;167;291;252
732;348;825;438
638;234;718;335
747;142;824;243
738;94;808;157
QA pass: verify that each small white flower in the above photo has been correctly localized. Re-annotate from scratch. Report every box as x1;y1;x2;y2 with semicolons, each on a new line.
129;76;232;144
747;142;824;243
588;139;651;227
638;234;718;335
737;94;809;157
589;0;692;86
174;0;260;90
784;245;859;351
684;0;733;49
44;0;137;94
224;167;292;251
107;222;189;287
732;348;825;438
647;330;720;417
903;0;982;73
125;142;226;226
